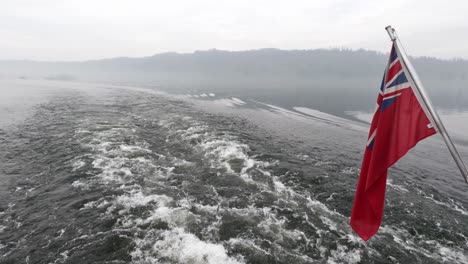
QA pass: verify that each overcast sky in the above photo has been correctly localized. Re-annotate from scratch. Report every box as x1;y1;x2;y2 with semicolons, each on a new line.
2;0;468;61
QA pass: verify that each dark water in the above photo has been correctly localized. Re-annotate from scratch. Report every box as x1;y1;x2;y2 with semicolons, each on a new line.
1;80;468;263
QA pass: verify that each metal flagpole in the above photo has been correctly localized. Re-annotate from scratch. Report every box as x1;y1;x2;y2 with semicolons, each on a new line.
385;25;468;184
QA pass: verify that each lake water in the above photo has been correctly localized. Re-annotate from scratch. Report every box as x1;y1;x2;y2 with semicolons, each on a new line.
1;79;467;263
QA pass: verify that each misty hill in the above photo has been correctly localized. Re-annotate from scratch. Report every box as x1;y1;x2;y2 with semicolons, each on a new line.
1;48;467;113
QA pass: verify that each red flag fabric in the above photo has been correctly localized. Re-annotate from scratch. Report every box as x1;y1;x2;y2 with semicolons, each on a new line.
350;44;437;241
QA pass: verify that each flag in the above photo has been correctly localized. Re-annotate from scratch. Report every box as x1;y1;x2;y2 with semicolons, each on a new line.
350;44;437;241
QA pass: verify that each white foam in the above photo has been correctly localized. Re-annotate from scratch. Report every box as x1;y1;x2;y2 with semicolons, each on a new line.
71;180;90;190
119;144;152;154
295;107;349;124
320;216;338;231
114;191;172;211
231;98;246;105
211;99;237;107
315;160;335;167
150;228;244;264
229;236;316;263
345;111;373;123
74;122;165;185
78;170;242;263
379;225;468;263
71;160;86;171
228;238;271;256
82;198;111;210
104;189;243;263
198;138;272;183
294;107;363;129
75;126;245;263
306;197;344;218
341;167;359;175
210;98;247;107
255;101;340;127
423;193;468;216
209;93;216;97
72;109;369;264
438;246;468;263
327;245;362;264
57;250;69;262
200;94;208;97
273;177;287;193
387;179;409;193
200;139;248;171
296;154;309;160
165;118;274;186
259;102;309;119
325;193;337;202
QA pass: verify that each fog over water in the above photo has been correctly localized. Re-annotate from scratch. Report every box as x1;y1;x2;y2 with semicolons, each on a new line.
1;48;468;117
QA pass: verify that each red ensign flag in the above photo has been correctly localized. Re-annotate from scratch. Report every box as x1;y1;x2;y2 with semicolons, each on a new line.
350;44;437;241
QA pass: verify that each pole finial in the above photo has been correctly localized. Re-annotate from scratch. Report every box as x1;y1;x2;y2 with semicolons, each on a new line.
385;26;397;41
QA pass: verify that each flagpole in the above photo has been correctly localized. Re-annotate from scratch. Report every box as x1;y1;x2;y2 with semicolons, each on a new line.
385;25;468;184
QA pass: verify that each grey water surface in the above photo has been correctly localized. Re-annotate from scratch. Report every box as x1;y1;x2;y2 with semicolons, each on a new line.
1;79;467;264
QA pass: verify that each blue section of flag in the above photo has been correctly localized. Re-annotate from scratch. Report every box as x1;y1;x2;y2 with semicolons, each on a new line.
379;73;386;92
390;48;398;63
381;96;399;112
367;139;375;150
387;72;408;89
